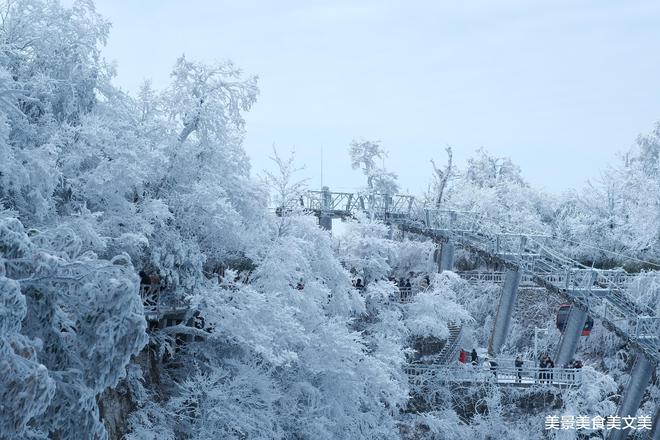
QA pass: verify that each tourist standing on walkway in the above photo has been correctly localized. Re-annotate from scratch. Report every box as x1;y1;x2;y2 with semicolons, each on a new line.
515;355;524;383
471;349;478;366
539;355;548;383
139;270;151;287
459;349;467;364
487;357;498;378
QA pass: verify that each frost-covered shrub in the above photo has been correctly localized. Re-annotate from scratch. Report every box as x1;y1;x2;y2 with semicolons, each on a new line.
405;277;472;340
1;216;147;439
0;276;56;437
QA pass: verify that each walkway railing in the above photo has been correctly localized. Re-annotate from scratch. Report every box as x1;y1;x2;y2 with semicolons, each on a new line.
404;364;582;387
456;270;542;288
438;323;463;365
398;286;416;303
140;285;188;320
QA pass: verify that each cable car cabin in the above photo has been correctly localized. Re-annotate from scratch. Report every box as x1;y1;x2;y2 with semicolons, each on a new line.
556;304;594;336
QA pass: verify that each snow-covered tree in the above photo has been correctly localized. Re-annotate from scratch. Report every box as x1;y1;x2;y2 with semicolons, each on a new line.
443;148;553;236
0;215;147;439
264;147;308;237
430;146;453;208
554;134;660;267
349;139;400;195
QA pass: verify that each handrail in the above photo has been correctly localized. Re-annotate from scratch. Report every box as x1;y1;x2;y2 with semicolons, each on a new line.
139;284;187;319
397;286;416;303
441;324;463;364
404;364;583;386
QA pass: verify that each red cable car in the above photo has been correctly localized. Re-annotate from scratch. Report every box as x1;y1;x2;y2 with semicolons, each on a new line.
556;304;594;336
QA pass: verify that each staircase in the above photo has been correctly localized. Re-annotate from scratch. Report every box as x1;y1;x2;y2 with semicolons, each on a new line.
409;322;463;366
433;322;463;365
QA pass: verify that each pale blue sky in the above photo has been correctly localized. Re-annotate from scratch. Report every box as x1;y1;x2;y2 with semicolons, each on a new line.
94;0;660;194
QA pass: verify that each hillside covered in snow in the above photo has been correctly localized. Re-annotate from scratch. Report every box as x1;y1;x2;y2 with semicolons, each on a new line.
0;1;658;439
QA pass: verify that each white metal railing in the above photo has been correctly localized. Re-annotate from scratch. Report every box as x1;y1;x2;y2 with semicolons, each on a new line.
140;284;160;316
456;271;541;287
305;189;355;214
398;286;416;303
457;271;507;284
635;317;660;339
140;284;187;319
404;364;582;387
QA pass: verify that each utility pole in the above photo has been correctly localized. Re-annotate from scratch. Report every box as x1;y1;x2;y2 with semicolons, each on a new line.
320;145;323;189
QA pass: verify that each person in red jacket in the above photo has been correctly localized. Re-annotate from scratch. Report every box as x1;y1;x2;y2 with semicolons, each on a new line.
459;349;467;364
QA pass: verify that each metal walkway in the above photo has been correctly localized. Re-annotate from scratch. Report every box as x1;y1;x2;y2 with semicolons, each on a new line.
405;364;582;388
456;270;549;289
301;189;659;365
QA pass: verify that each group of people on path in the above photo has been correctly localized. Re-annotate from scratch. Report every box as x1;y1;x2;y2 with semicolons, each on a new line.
564;358;583;380
351;278;364;290
457;350;583;384
349;272;432;294
139;271;161;290
390;275;431;290
394;277;412;289
458;348;479;365
564;359;583;369
459;349;499;378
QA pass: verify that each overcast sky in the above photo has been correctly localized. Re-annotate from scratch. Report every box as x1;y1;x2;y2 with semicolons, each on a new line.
94;0;660;195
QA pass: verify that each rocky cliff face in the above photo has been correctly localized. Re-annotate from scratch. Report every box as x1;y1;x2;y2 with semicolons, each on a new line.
100;348;162;440
99;384;135;440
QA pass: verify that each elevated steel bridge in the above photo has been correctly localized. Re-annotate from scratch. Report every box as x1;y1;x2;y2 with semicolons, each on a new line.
298;187;658;437
300;188;659;364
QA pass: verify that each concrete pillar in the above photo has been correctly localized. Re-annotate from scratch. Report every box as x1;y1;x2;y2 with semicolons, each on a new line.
488;268;522;355
384;193;391;215
319;216;332;231
554;305;588;368
608;354;655;440
320;186;332;231
650;406;660;440
438;241;455;272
